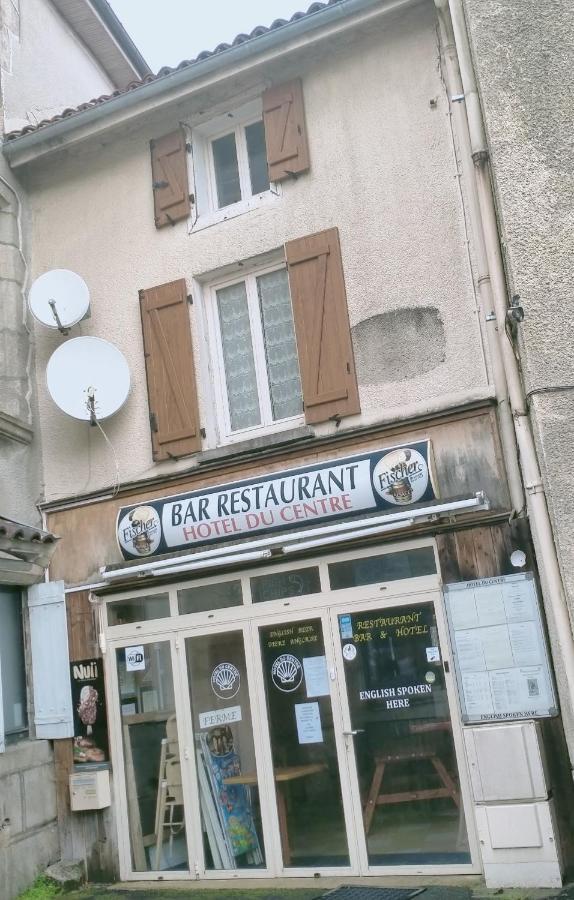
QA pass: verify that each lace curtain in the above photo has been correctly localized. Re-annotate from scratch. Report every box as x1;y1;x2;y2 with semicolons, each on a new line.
257;269;303;422
217;282;261;431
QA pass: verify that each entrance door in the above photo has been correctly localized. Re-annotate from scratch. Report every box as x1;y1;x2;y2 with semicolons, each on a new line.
332;597;474;871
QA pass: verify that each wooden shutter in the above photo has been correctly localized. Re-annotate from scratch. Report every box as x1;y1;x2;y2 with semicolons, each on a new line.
286;227;360;424
28;580;74;740
262;79;310;181
139;279;202;460
150;128;191;228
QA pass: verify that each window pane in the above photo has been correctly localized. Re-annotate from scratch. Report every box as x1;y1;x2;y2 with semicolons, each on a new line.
329;547;437;590
257;269;303;421
0;588;27;735
107;593;170;626
245;120;270;195
217;282;261;431
212;132;242;208
251;567;321;603
178;580;243;614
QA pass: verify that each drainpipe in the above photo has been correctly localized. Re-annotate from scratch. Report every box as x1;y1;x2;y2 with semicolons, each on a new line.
437;0;574;766
433;1;524;516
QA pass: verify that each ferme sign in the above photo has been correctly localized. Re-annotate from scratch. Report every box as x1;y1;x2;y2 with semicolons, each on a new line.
116;440;436;560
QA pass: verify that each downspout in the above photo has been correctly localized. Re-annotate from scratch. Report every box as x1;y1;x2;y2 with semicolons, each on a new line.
433;1;524;516
437;0;574;767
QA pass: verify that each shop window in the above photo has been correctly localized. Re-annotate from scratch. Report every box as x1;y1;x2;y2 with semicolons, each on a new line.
107;593;170;626
0;587;28;741
178;580;243;615
329;547;436;590
206;265;303;441
251;567;321;604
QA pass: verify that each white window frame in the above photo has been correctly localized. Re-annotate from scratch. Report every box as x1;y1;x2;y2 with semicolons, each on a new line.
189;99;280;233
204;262;305;445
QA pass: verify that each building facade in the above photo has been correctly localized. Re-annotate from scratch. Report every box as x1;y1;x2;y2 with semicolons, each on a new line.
2;0;573;891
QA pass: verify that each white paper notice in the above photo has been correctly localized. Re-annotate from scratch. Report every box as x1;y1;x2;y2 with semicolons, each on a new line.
480;624;514;669
125;645;145;672
490;668;525;713
449;592;479;630
462;671;493;716
504;580;536;621
509;621;542;666
475;586;506;627
303;656;330;698
295;702;323;744
199;705;242;729
455;630;486;671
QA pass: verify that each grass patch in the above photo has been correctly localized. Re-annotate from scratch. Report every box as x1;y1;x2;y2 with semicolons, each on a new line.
17;876;62;899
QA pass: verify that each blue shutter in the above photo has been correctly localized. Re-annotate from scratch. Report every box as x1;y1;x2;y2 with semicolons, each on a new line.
28;581;74;739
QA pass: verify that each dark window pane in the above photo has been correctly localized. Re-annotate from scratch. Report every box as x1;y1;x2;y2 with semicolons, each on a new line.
251;567;321;604
107;593;170;625
245;120;270;194
329;547;436;590
178;580;243;614
0;588;27;736
212;132;241;207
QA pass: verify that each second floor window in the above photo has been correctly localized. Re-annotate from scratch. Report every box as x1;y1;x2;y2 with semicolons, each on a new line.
211;119;270;209
208;266;303;439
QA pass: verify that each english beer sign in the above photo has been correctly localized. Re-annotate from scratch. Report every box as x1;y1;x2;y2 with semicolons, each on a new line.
117;441;436;560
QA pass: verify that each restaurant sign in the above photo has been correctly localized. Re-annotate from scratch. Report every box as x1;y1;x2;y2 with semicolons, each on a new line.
117;440;436;560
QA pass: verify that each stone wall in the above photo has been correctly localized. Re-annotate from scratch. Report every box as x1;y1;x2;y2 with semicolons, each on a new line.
0;740;59;899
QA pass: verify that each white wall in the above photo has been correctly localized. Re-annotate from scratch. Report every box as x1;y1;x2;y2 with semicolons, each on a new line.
1;0;115;135
27;2;490;502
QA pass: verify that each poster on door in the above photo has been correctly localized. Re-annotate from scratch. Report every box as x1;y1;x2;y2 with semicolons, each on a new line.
445;573;558;722
339;604;447;722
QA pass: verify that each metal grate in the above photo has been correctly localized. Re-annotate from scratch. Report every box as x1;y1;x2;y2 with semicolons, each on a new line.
320;888;426;900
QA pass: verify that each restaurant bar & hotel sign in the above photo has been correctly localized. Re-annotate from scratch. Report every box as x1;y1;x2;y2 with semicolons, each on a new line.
117;441;437;559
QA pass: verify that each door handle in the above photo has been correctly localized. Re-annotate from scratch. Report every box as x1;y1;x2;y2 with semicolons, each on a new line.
342;729;365;736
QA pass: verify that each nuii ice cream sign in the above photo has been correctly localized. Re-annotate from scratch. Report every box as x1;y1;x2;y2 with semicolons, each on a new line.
117;441;437;559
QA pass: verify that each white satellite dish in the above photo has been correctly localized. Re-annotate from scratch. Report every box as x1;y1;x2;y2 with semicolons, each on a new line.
28;269;90;331
46;337;130;423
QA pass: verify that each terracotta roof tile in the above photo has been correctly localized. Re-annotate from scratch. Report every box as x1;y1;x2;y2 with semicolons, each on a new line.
4;0;343;143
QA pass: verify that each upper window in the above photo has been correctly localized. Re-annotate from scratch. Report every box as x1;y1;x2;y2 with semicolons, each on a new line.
0;587;28;740
207;265;303;440
210;119;269;209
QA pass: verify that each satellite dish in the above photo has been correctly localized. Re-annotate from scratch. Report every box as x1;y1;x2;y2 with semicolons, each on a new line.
46;337;130;423
28;269;90;332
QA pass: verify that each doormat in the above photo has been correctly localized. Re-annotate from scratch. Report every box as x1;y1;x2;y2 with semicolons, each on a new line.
319;888;426;900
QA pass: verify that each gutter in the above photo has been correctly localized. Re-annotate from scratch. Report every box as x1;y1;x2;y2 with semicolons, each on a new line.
3;0;418;166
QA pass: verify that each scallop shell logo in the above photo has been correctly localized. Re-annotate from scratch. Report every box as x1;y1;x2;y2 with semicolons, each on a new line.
211;662;240;700
271;654;303;693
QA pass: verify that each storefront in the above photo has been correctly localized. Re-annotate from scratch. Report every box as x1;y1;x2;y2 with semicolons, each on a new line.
48;409;569;887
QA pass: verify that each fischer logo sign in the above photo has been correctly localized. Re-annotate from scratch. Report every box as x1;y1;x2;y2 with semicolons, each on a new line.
117;441;436;560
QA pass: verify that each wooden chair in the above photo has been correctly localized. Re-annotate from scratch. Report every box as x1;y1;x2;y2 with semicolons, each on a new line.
154;715;185;867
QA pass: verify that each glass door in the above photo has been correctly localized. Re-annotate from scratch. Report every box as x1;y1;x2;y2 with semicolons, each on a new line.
257;615;353;871
332;598;472;869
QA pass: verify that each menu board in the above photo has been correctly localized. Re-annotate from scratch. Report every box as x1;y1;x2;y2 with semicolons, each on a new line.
444;573;557;723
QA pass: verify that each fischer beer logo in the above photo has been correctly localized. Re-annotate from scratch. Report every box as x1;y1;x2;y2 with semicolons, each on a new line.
372;447;429;506
73;661;99;680
118;505;161;557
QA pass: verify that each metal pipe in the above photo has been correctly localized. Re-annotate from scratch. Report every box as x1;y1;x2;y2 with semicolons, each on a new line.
445;0;574;764
434;0;524;514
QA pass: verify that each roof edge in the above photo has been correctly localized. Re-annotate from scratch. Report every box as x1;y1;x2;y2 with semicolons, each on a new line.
88;0;151;79
3;0;417;166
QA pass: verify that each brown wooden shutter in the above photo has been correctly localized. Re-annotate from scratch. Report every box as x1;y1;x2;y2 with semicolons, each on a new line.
286;227;360;424
139;279;202;460
262;79;310;181
150;129;191;228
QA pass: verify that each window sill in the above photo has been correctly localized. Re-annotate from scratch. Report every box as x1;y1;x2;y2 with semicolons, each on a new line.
189;189;280;234
198;425;315;467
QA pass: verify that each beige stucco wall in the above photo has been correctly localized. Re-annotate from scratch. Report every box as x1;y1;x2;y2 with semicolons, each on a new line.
26;1;491;503
463;0;574;616
1;0;115;135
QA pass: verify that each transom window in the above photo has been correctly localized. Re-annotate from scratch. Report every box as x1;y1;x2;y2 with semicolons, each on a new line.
207;265;304;440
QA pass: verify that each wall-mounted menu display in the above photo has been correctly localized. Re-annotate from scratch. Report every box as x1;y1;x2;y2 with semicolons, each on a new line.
445;573;557;723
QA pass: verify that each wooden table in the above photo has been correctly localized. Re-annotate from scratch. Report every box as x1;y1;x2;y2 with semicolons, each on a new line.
224;763;326;865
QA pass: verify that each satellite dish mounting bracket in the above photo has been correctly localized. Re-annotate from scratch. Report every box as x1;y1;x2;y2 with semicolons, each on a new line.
48;299;70;335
